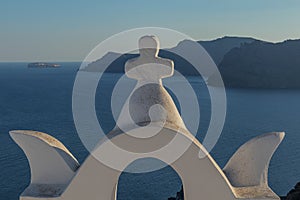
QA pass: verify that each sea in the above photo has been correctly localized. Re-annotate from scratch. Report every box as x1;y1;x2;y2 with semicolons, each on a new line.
0;62;299;200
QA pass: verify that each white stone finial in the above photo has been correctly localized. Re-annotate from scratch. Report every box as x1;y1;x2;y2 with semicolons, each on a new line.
125;35;174;82
117;36;186;133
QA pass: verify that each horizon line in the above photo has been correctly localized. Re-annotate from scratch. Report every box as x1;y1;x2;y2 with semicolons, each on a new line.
1;35;300;63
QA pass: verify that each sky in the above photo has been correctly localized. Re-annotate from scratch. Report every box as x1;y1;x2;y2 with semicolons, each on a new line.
1;0;300;61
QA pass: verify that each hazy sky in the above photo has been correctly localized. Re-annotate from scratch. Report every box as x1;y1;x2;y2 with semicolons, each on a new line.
1;0;300;61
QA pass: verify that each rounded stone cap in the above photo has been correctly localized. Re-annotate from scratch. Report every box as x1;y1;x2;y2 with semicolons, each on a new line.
138;35;159;53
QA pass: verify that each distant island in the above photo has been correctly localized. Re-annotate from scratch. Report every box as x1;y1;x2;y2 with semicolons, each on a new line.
28;62;60;68
82;36;300;88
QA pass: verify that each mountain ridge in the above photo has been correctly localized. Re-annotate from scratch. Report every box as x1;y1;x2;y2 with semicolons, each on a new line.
82;36;300;88
83;36;256;75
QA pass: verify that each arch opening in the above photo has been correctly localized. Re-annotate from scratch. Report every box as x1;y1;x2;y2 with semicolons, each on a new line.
116;158;183;200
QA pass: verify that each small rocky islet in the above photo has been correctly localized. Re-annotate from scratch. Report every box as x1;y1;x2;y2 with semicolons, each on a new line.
28;62;60;68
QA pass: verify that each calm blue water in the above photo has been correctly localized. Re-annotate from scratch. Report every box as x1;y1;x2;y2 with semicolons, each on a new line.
0;62;299;200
